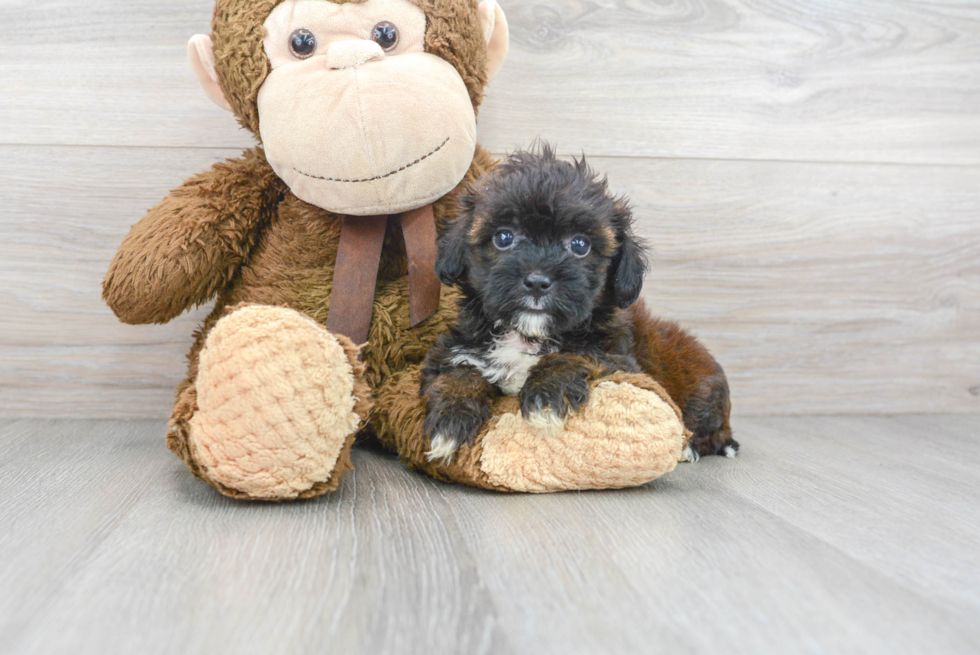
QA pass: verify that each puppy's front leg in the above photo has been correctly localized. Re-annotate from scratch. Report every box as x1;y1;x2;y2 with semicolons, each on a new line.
423;367;498;464
519;354;603;431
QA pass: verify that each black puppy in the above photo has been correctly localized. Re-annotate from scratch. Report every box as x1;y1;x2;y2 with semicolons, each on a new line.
421;144;737;464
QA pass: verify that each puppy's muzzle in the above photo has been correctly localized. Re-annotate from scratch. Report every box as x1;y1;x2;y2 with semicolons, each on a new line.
522;271;553;300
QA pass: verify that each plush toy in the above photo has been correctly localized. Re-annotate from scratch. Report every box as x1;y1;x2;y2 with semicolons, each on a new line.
104;0;730;501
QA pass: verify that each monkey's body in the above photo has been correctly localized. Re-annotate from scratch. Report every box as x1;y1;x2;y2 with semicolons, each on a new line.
103;0;732;500
153;148;496;498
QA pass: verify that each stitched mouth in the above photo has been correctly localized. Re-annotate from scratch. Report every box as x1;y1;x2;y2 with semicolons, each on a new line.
293;137;450;184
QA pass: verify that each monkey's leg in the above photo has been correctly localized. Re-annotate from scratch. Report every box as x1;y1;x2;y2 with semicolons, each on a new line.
373;369;688;493
629;302;738;459
168;304;371;500
362;278;688;492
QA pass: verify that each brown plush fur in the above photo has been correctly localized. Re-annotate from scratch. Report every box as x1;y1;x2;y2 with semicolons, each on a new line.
103;148;286;325
371;369;506;491
104;0;718;499
211;0;489;135
147;150;493;497
104;0;497;498
372;368;689;492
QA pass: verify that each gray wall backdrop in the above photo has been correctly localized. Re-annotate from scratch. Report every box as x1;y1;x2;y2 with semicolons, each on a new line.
1;0;978;418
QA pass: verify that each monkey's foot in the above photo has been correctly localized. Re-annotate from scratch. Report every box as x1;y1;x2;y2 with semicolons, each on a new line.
375;372;689;493
177;305;370;500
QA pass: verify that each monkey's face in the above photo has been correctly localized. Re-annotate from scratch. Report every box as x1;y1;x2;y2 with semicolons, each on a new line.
192;0;508;216
255;0;477;215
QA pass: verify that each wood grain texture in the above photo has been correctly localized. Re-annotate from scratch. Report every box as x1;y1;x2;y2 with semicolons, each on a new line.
0;145;222;418
1;0;978;417
1;1;979;164
1;417;978;654
482;0;980;164
2;145;977;417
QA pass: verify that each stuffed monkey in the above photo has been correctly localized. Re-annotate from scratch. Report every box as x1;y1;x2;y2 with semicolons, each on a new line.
104;0;731;500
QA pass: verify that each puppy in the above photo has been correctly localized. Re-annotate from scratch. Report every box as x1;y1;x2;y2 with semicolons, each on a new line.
421;145;737;464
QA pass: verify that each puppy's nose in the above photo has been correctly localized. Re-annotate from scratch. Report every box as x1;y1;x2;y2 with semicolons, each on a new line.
522;272;554;298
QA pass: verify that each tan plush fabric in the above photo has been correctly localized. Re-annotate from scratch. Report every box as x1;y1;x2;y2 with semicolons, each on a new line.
262;0;427;67
479;375;688;493
211;0;491;136
372;370;688;493
188;35;232;111
257;51;477;216
256;1;480;215
186;305;368;499
148;146;493;501
478;0;508;80
108;0;694;500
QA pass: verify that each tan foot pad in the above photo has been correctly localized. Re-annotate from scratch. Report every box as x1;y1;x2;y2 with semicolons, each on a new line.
478;374;688;493
188;305;364;499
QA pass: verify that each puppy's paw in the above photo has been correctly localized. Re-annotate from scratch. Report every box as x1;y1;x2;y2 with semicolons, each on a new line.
721;438;740;459
678;444;700;463
523;407;567;432
519;368;591;431
423;408;486;465
426;433;462;465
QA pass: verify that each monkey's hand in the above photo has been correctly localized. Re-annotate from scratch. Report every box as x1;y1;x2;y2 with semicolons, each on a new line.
423;367;497;465
103;148;285;325
519;354;599;431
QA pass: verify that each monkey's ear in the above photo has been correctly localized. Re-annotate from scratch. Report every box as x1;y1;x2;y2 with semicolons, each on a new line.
188;35;233;112
611;230;648;309
435;213;472;287
478;0;510;82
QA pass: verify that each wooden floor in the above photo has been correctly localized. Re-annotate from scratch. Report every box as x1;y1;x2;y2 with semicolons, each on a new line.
1;417;978;654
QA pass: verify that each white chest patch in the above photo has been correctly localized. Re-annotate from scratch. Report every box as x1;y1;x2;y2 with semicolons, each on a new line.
450;331;546;396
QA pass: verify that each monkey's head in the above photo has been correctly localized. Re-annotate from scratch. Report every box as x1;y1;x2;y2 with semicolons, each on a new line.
188;0;509;215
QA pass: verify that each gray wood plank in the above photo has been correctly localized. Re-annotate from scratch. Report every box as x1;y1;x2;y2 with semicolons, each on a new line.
0;420;176;650
2;145;977;417
440;448;980;653
0;144;221;418
2;418;979;654
0;421;506;655
482;0;980;165
708;416;980;616
2;1;979;164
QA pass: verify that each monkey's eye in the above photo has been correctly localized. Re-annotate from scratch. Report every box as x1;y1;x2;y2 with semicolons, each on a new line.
372;21;399;52
493;230;516;251
289;29;318;59
568;236;591;257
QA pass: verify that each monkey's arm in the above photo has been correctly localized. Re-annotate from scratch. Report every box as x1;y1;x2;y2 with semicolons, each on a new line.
103;148;285;324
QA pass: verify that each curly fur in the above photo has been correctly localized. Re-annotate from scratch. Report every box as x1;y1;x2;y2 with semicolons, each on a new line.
421;145;737;461
211;0;490;135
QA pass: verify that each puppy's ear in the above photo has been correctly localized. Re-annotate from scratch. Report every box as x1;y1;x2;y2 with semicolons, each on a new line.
436;209;472;286
609;204;648;308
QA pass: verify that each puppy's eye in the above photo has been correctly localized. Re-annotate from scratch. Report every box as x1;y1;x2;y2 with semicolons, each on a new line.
372;21;399;51
568;236;591;257
493;230;516;250
289;29;318;59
